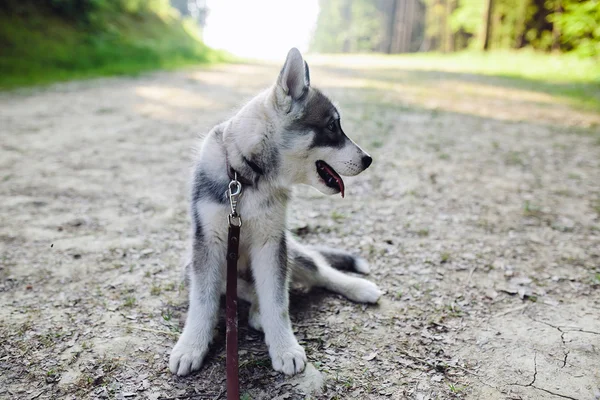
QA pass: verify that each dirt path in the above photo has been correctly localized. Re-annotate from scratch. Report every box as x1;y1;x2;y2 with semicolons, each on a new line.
1;59;599;400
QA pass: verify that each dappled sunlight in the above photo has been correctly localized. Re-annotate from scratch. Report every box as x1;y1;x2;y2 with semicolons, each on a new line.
313;65;600;128
435;80;558;104
394;81;600;127
308;53;600;84
185;64;274;90
132;84;221;123
135;85;214;109
134;101;182;122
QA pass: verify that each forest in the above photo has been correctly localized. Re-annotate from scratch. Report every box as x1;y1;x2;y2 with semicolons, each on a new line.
311;0;600;57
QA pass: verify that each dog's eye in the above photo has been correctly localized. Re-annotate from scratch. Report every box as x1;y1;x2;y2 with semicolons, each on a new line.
327;121;335;131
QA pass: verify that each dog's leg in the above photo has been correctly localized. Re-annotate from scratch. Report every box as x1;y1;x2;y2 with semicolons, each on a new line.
251;234;306;375
235;278;262;332
290;237;382;303
169;235;223;376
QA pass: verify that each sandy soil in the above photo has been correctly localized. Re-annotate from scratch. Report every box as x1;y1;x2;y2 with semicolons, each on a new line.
1;58;599;400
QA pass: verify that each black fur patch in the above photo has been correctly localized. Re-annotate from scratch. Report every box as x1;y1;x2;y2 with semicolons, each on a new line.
286;88;348;149
191;213;209;272
293;253;318;271
192;209;204;242
242;155;264;175
310;118;348;149
318;249;357;272
276;233;289;300
232;143;279;185
191;168;228;205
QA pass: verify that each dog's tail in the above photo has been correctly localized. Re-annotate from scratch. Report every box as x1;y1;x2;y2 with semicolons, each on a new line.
305;246;370;274
288;235;381;303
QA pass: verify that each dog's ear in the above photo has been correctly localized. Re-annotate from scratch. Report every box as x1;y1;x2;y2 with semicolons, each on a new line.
278;48;309;101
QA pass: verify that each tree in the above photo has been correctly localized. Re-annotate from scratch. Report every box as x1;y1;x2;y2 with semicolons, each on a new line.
311;0;385;53
482;0;494;50
551;0;600;57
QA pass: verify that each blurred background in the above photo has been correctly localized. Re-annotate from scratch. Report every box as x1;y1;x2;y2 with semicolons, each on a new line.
1;0;599;87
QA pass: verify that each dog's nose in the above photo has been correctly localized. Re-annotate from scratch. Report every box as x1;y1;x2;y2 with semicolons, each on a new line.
361;155;373;169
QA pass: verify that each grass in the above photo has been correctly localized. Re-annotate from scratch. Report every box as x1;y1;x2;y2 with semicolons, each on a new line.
0;6;226;89
449;383;466;394
523;200;544;219
416;228;430;237
331;210;346;222
440;252;451;264
505;151;525;166
150;285;161;296
122;296;136;308
311;50;600;111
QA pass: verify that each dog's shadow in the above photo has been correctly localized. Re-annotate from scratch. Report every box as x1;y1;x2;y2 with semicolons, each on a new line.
187;288;334;371
212;287;331;342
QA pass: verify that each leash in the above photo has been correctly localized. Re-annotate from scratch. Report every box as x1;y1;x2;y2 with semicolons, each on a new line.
226;174;242;400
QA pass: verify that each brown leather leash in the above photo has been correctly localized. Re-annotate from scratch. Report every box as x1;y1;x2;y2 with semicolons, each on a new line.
226;176;242;400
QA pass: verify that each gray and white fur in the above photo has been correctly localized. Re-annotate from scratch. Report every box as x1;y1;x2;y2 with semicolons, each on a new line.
169;48;382;377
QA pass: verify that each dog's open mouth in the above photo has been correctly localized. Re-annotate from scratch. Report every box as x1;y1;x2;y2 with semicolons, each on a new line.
316;160;345;198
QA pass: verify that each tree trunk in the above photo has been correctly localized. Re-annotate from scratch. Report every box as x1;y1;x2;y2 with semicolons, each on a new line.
514;0;529;48
445;0;455;52
341;0;352;53
387;0;398;53
482;0;494;51
401;0;410;52
439;0;446;52
406;0;415;52
552;0;562;52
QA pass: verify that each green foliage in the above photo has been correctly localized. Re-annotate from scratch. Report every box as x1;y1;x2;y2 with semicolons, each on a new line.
450;0;484;38
448;0;600;56
0;1;224;88
310;0;600;57
353;49;600;109
311;0;347;53
551;0;600;57
492;0;523;48
46;0;171;18
311;0;386;53
351;0;385;52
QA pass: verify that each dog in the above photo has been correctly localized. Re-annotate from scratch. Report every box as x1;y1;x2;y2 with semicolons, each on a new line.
169;48;382;377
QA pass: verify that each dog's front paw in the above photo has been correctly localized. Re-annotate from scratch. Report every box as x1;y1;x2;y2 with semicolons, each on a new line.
169;339;208;376
269;341;307;376
347;278;383;304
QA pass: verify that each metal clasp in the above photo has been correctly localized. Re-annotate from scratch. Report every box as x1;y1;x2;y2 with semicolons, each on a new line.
227;173;243;227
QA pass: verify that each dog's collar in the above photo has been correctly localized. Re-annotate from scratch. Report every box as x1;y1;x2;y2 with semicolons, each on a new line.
226;159;254;187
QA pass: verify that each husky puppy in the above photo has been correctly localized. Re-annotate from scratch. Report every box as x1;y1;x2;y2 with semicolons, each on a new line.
170;48;382;377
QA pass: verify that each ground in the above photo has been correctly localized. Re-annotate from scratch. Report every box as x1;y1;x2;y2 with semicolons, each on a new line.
1;57;599;400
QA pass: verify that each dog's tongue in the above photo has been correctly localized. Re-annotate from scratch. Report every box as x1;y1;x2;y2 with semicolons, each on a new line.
338;178;345;198
323;164;345;198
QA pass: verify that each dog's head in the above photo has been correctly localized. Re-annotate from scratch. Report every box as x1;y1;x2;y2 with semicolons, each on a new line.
274;48;372;197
